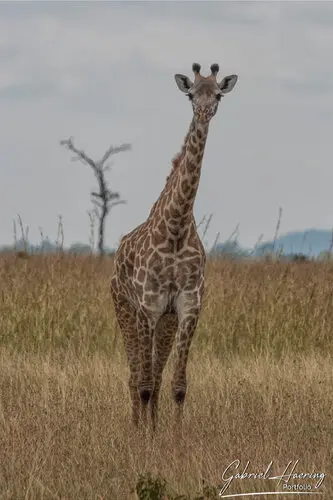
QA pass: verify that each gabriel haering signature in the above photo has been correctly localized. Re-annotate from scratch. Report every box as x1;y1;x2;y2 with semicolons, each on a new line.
219;459;326;497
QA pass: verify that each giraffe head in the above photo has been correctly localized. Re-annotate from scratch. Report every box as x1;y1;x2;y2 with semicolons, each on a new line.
175;63;238;124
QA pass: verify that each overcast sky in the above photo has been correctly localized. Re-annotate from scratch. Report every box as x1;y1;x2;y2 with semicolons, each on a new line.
1;1;332;250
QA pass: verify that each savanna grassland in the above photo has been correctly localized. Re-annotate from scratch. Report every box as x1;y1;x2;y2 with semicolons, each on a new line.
0;253;332;499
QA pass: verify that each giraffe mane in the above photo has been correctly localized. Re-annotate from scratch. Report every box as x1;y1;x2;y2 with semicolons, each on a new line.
166;119;194;183
147;119;194;218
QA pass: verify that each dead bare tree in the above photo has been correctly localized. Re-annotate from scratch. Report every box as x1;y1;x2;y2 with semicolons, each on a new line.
60;137;131;256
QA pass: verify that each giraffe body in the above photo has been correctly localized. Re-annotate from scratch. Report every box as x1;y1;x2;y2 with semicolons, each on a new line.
111;63;238;429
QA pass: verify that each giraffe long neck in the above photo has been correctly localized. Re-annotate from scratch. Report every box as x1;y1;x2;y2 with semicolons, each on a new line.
149;117;209;236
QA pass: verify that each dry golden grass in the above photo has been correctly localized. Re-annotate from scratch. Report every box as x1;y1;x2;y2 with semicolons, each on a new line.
0;254;332;499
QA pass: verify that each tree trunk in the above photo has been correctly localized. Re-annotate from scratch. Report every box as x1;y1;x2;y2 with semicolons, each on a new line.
98;204;108;256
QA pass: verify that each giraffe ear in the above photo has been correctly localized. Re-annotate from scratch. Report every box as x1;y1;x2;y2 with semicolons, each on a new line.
218;74;238;94
174;74;193;93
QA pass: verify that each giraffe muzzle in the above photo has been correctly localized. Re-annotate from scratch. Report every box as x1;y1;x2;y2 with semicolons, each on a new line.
196;109;210;123
196;111;205;123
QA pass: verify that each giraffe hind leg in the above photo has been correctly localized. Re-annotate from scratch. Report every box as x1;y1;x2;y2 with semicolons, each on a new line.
110;276;141;426
151;313;178;430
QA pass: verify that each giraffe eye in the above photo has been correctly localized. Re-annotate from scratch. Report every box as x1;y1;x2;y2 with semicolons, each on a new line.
216;93;222;101
186;93;193;101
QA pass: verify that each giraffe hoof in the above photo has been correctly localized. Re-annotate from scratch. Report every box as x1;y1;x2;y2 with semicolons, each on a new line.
174;390;186;404
140;389;151;404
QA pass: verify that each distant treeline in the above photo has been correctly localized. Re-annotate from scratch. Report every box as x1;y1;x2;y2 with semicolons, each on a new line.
2;235;333;261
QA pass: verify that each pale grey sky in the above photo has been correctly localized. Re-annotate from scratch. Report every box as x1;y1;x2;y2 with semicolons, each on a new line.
1;1;332;250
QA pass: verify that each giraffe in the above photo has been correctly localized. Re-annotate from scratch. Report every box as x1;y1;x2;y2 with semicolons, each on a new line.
111;63;238;429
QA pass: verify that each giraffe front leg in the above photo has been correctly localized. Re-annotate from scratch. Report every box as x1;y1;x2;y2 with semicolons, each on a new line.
171;314;199;404
171;288;202;428
136;308;157;424
151;313;178;430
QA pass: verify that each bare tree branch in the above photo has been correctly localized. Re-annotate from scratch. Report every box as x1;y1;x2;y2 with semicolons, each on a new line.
109;200;127;210
91;191;102;199
196;214;206;230
60;138;97;172
226;223;240;244
210;231;220;254
98;143;131;167
106;191;120;201
249;233;264;256
92;200;104;211
202;213;213;243
103;162;113;173
60;136;131;255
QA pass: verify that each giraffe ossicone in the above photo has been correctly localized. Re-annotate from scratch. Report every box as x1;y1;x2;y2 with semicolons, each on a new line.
111;63;238;430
